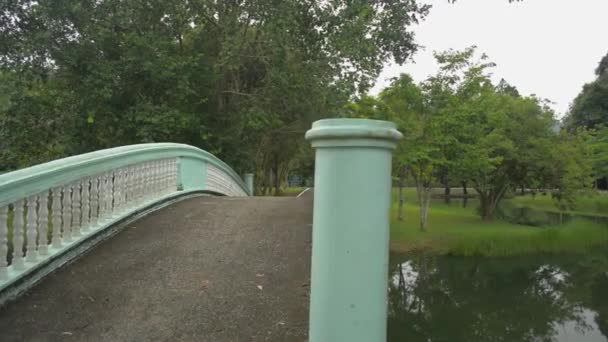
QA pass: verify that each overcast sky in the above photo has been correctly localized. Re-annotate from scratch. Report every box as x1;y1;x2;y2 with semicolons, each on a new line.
370;0;608;118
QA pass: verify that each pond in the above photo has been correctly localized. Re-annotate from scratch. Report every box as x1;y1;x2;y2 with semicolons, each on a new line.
388;251;608;341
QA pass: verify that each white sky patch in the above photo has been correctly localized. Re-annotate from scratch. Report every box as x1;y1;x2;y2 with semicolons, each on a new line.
370;0;608;118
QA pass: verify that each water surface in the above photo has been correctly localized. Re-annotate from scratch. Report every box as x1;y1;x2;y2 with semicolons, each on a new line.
388;252;608;342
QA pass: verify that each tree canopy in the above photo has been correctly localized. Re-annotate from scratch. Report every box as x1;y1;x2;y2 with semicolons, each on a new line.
564;51;608;189
0;0;429;194
346;46;593;227
565;51;608;130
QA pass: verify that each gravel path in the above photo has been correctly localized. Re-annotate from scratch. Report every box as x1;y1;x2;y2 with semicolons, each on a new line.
0;193;313;342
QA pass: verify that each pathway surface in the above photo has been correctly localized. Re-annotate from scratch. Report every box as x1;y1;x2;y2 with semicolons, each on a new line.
0;192;313;342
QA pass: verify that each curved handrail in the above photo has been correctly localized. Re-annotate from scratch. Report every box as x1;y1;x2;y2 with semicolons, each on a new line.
0;143;250;300
0;143;249;207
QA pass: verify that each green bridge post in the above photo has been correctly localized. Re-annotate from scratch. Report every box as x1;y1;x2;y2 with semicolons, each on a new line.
244;173;254;196
305;119;402;342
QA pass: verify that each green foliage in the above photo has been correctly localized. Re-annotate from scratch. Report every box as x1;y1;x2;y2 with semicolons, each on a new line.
565;51;608;130
564;52;608;189
0;0;429;182
549;129;595;211
590;126;608;182
348;46;594;223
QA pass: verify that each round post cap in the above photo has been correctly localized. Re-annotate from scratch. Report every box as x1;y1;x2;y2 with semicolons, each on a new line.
305;118;403;149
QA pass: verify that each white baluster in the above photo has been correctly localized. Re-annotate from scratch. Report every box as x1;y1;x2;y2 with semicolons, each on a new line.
109;171;116;214
25;195;39;262
161;160;167;194
90;176;99;226
147;162;154;199
172;158;178;191
168;159;174;193
99;173;108;220
81;178;90;232
132;164;141;206
142;162;149;201
120;169;126;212
154;160;160;196
122;167;129;208
159;160;165;195
141;163;147;200
107;172;114;214
62;185;72;243
72;182;81;237
145;162;152;198
166;160;172;192
133;164;140;203
161;159;168;194
154;160;161;198
127;166;134;206
0;206;8;279
12;200;25;270
51;188;62;248
114;170;122;214
158;160;164;195
38;191;49;256
122;167;130;207
152;161;157;196
135;164;143;204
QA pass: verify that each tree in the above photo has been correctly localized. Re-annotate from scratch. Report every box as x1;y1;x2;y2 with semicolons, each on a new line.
415;47;560;220
378;74;425;222
372;48;496;230
0;0;430;186
565;51;608;130
565;52;608;189
348;46;592;226
590;126;608;189
367;73;438;231
459;91;558;220
548;129;594;221
423;47;496;199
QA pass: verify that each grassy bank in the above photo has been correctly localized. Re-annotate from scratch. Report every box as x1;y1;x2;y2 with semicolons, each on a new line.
389;188;608;257
510;192;608;217
257;186;306;197
280;187;307;196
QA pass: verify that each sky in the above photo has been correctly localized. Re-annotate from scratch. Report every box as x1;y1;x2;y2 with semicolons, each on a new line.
370;0;608;118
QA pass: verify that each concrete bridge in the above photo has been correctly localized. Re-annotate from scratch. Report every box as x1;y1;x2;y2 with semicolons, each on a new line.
0;119;402;342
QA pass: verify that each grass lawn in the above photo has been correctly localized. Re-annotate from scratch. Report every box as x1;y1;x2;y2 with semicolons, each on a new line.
389;188;608;257
257;187;307;197
510;192;608;217
280;187;307;196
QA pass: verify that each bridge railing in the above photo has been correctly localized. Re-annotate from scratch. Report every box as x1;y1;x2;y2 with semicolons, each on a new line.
0;143;250;299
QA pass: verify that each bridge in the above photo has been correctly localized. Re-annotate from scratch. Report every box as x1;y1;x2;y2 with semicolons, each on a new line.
0;119;402;341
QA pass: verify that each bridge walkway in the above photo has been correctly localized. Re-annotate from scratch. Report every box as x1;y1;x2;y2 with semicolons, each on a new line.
0;193;313;342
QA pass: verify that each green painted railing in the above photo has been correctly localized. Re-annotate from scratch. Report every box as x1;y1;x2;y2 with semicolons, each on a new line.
0;143;250;302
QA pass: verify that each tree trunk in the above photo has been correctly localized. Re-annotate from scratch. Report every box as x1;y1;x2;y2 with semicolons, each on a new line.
419;187;431;232
273;163;280;196
462;181;468;196
419;203;427;231
398;167;406;221
479;186;507;221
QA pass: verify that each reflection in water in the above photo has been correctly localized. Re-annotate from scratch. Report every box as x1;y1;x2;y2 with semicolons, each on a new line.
388;253;608;342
